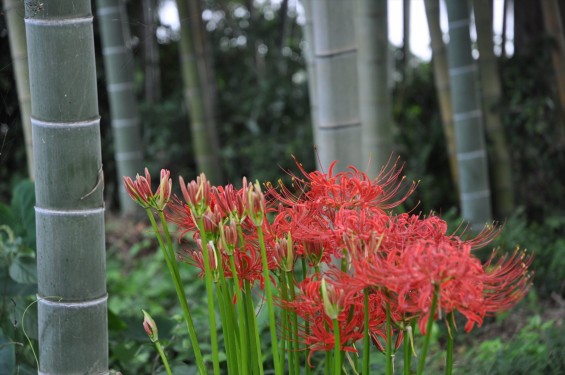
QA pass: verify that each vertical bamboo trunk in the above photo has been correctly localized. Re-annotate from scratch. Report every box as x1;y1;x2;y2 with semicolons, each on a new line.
311;0;361;172
25;0;107;374
188;0;224;184
402;0;411;76
96;0;145;215
424;0;459;192
175;0;223;184
142;0;162;104
300;0;320;167
540;0;565;138
4;0;34;179
473;0;515;218
355;0;394;175
445;0;492;229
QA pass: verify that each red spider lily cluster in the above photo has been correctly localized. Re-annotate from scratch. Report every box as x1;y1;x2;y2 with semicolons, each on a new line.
126;159;533;363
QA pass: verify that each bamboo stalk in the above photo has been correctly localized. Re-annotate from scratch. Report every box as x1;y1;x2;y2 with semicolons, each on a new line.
96;0;145;215
25;1;108;373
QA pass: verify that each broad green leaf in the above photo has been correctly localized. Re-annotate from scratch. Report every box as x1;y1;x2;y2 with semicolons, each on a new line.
0;329;16;375
0;268;36;296
0;203;16;229
9;256;37;284
11;180;36;249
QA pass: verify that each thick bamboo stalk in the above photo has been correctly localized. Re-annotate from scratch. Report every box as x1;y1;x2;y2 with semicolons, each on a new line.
445;0;493;229
142;0;162;104
473;0;515;218
4;0;33;179
541;0;565;138
311;0;361;172
355;0;394;175
424;0;459;192
187;0;224;184
300;0;320;166
175;0;223;184
25;1;108;373
96;0;145;215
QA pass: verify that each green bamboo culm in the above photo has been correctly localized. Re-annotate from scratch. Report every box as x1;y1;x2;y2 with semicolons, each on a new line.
472;0;515;218
355;0;394;176
4;0;34;179
25;1;108;373
95;0;144;215
310;0;362;172
175;0;223;184
445;0;493;229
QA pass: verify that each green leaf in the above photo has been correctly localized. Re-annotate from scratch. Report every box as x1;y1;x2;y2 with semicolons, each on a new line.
9;256;37;284
0;329;16;375
11;180;36;249
0;268;36;296
0;203;16;229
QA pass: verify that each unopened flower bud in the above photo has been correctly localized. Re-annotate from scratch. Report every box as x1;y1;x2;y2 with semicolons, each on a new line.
142;309;158;342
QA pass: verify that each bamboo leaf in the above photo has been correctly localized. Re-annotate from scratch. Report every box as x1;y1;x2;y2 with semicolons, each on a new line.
9;255;37;284
11;180;36;248
0;329;16;375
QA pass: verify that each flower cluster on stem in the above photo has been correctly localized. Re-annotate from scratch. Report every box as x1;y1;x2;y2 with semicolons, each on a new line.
124;160;533;375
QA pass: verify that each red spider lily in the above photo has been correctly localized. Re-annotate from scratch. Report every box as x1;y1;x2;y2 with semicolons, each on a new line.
247;181;267;226
480;248;534;315
267;156;416;213
182;239;219;280
180;173;212;217
212;179;249;222
283;276;385;365
219;219;239;255
123;168;172;211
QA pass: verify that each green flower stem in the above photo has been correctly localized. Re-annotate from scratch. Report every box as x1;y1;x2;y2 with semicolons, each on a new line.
404;325;412;375
417;288;439;375
279;274;289;371
301;258;312;375
229;255;249;375
445;313;454;375
385;303;393;375
196;216;221;375
245;280;265;375
256;225;282;375
363;289;370;375
216;250;239;375
286;270;301;375
333;318;341;375
147;210;206;374
154;339;172;375
215;275;236;375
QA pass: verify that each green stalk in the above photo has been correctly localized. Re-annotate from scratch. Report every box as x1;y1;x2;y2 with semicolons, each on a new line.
417;289;439;375
363;289;370;374
333;319;342;375
279;274;290;371
196;216;221;375
385;303;393;375
217;258;239;375
154;340;173;375
286;270;301;375
148;210;206;374
256;226;282;375
445;313;454;375
301;258;312;375
245;280;265;375
229;255;249;374
404;326;411;375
